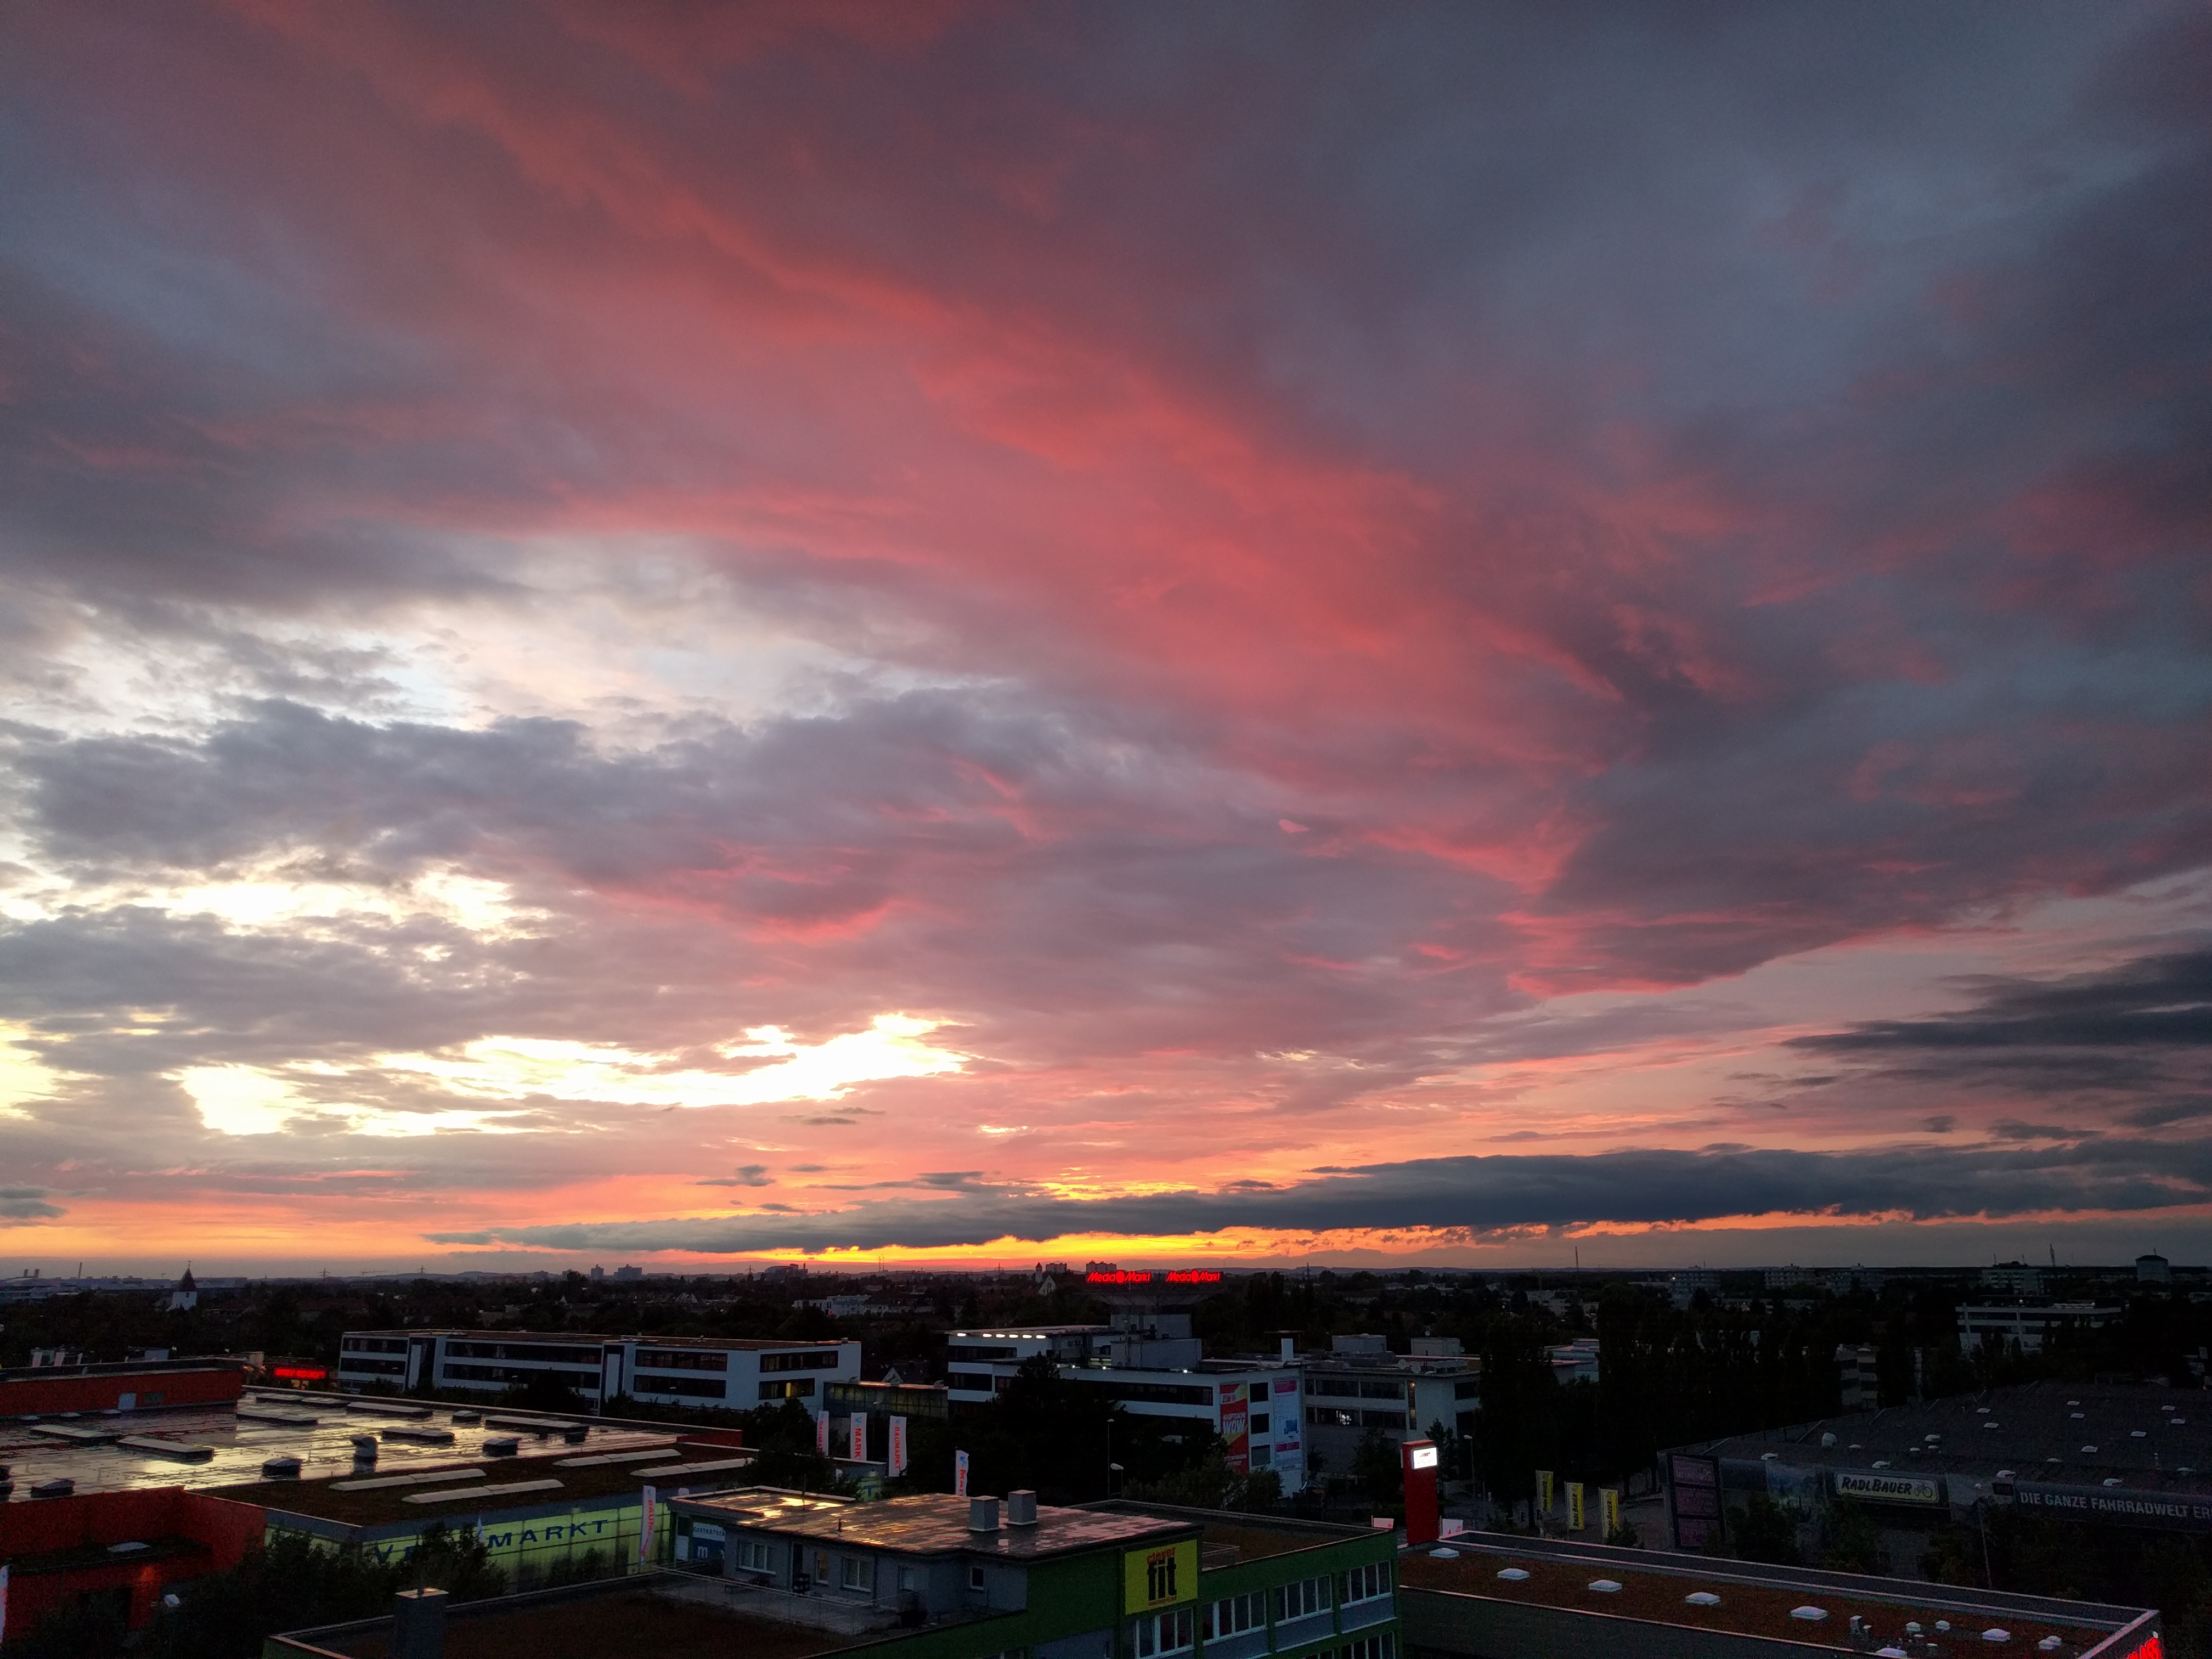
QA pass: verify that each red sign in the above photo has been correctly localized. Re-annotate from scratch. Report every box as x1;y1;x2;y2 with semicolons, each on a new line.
1165;1271;1222;1284
1087;1270;1153;1284
1084;1268;1224;1285
271;1366;328;1380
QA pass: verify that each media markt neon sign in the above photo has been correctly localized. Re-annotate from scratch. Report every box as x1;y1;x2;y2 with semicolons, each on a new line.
1085;1269;1224;1285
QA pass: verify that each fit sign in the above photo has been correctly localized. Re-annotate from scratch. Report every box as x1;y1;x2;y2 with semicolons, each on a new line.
1124;1539;1199;1612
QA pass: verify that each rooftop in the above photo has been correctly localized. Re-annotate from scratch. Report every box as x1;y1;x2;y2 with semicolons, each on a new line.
345;1330;846;1349
1685;1381;2212;1498
0;1389;687;1504
1086;1501;1386;1565
283;1579;858;1659
674;1490;1190;1560
1401;1532;2153;1656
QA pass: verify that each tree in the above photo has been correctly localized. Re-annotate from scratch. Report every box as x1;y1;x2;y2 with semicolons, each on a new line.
1729;1496;1802;1566
1353;1428;1402;1510
1817;1502;1887;1575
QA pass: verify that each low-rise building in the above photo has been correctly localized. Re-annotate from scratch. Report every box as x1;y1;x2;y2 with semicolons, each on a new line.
1956;1302;2115;1353
1980;1262;2046;1297
944;1325;1309;1493
267;1498;1401;1659
1300;1337;1477;1483
335;1329;858;1415
1401;1530;2157;1659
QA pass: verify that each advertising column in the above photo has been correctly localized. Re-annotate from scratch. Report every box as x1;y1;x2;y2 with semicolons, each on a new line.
1400;1440;1441;1545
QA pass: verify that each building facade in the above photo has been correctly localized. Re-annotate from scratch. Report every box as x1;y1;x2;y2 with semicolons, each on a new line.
941;1326;1309;1493
1299;1338;1479;1485
335;1329;857;1414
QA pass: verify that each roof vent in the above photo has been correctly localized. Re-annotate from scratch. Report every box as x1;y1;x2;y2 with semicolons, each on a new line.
1007;1491;1039;1527
969;1496;1001;1533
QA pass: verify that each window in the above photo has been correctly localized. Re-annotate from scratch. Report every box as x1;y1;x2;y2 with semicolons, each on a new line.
759;1377;816;1400
636;1348;727;1372
342;1336;407;1355
338;1357;406;1376
898;1566;922;1593
968;1565;988;1592
634;1375;728;1398
1310;1406;1356;1429
1250;1413;1270;1436
1204;1592;1265;1641
1339;1563;1390;1605
1340;1638;1396;1659
733;1538;774;1573
1132;1608;1194;1657
761;1349;845;1373
1250;1445;1273;1469
840;1555;876;1593
1273;1577;1329;1622
946;1344;1020;1362
946;1370;997;1392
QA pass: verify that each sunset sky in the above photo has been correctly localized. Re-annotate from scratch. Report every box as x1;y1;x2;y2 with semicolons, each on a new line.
2;2;2209;1276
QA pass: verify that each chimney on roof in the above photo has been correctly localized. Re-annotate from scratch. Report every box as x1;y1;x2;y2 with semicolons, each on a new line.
968;1496;1001;1533
1006;1490;1039;1527
392;1588;447;1659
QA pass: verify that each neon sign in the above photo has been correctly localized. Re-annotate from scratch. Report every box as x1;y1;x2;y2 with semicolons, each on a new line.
1084;1269;1225;1285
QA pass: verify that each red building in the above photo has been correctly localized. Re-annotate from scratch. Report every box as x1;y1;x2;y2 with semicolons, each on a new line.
0;1487;265;1639
0;1358;246;1417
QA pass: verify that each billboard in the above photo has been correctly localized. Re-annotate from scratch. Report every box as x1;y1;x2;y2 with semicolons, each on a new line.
2013;1483;2212;1533
888;1415;909;1477
1124;1539;1199;1612
1220;1382;1250;1474
1669;1453;1720;1550
1833;1469;1943;1506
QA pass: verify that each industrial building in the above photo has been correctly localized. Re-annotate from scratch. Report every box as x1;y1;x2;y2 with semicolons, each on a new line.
1399;1530;2158;1659
0;1354;246;1418
336;1329;857;1414
0;1485;264;1642
943;1323;1309;1493
1956;1302;2118;1353
1664;1380;2212;1570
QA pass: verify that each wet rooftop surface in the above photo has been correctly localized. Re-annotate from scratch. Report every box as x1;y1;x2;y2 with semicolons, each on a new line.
0;1390;686;1506
679;1491;1190;1558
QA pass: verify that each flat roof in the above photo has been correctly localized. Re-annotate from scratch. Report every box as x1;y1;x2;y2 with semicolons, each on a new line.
675;1491;1191;1560
0;1392;680;1503
345;1331;845;1349
1401;1533;2148;1654
294;1584;857;1659
1086;1502;1383;1564
217;1444;755;1531
1682;1381;2212;1498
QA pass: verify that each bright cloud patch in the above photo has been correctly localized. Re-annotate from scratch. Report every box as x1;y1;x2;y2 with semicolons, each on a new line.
179;1064;532;1138
381;1015;968;1109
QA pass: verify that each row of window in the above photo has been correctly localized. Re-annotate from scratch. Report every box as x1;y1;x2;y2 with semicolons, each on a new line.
635;1347;726;1371
441;1363;601;1385
633;1374;728;1398
444;1340;604;1364
1340;1564;1391;1606
1306;1408;1410;1430
341;1336;408;1355
1305;1378;1407;1401
337;1357;406;1376
760;1349;845;1373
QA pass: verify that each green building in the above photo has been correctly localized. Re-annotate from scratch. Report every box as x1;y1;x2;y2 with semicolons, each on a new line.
266;1490;1400;1659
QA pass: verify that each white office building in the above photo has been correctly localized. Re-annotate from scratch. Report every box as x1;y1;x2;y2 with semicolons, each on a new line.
336;1329;858;1414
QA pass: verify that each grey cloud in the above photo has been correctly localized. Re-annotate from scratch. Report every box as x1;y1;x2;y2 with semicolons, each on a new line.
0;1186;65;1222
697;1165;773;1188
427;1139;2212;1255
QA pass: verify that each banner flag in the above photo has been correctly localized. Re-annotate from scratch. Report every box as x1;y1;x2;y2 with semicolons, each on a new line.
849;1409;868;1463
1567;1481;1585;1532
816;1409;830;1456
1600;1487;1622;1536
637;1485;658;1565
889;1415;909;1477
1536;1470;1554;1514
956;1449;970;1497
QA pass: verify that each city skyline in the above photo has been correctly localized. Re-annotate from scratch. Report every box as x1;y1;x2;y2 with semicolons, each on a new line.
1;3;2208;1274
